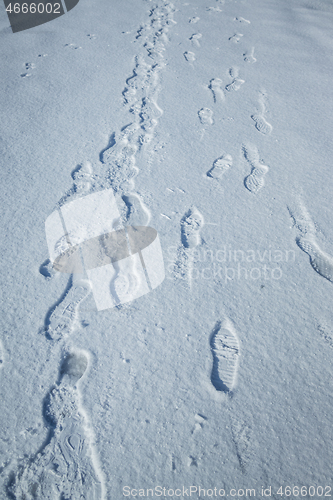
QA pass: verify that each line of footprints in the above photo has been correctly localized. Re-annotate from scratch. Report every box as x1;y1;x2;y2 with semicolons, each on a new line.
10;348;105;499
207;143;269;193
182;10;273;193
174;209;240;394
13;2;333;493
183;13;271;136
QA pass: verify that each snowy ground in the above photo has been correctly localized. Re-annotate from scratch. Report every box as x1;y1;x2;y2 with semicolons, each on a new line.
1;0;333;498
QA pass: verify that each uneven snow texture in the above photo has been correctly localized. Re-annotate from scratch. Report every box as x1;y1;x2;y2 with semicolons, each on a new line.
1;0;333;497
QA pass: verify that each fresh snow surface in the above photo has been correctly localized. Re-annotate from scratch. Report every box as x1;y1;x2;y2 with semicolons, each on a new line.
1;0;333;498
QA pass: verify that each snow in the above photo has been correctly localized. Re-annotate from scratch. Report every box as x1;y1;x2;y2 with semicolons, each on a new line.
0;0;333;497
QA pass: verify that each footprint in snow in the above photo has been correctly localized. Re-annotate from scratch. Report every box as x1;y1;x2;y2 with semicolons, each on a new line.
173;207;204;283
59;350;89;385
184;51;196;62
39;259;56;280
209;78;225;103
72;160;93;194
225;67;244;92
45;279;91;341
25;62;36;70
243;47;256;63
20;62;36;78
230;414;254;473
234;16;250;24
296;236;333;283
190;33;202;47
198;107;214;125
242;142;260;165
244;164;269;193
207;6;222;11
251;113;272;135
65;43;82;50
225;77;245;92
229;33;243;43
181;207;205;249
210;319;240;394
288;200;333;284
191;413;207;434
251;92;272;135
189;16;200;23
122;192;151;226
243;143;269;193
207;154;232;179
9;350;105;500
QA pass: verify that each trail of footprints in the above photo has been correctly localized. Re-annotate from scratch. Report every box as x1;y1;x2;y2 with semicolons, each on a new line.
16;1;283;488
10;351;105;499
193;8;272;193
184;319;250;475
16;2;179;498
20;35;96;78
209;321;254;473
183;15;250;128
185;8;258;472
206;142;270;194
103;2;176;197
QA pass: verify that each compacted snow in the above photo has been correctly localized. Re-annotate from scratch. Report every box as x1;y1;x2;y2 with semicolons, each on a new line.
0;0;333;498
